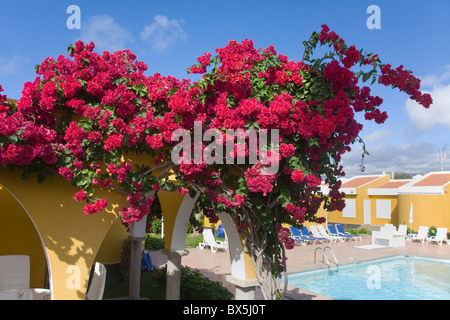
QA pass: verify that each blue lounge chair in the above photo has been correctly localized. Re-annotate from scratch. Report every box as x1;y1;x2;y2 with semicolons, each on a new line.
327;224;353;242
335;224;362;242
289;226;308;245
301;226;325;243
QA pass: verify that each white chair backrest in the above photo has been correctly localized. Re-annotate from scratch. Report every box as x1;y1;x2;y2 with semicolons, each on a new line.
397;225;407;235
86;262;106;300
418;226;428;237
203;228;216;245
0;255;30;291
309;225;320;236
436;228;448;239
317;225;327;235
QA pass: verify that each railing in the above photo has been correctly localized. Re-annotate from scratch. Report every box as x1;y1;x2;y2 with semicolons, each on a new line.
314;246;339;273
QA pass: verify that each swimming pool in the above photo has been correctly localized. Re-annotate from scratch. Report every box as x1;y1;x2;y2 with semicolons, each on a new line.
287;256;450;300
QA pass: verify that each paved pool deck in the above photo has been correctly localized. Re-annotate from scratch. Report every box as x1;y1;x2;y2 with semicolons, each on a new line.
149;234;450;300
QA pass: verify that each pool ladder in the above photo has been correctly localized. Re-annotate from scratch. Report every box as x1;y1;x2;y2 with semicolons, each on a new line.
314;246;339;274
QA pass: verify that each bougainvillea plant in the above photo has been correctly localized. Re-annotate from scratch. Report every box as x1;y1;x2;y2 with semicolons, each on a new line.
167;25;432;298
0;41;189;226
0;25;432;300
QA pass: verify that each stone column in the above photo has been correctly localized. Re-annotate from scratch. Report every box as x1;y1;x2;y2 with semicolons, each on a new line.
226;275;259;300
128;215;149;300
128;234;145;300
164;250;188;300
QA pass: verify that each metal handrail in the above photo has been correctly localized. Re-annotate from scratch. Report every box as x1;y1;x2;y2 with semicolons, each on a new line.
314;246;339;273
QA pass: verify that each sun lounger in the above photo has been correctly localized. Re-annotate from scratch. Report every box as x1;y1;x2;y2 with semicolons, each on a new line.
198;228;229;253
288;226;309;245
327;224;357;242
310;225;337;243
427;227;449;246
408;226;428;243
317;224;344;242
300;226;325;243
335;224;362;242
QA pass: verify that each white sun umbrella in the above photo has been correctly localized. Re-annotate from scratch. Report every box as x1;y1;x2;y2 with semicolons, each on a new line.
408;202;414;237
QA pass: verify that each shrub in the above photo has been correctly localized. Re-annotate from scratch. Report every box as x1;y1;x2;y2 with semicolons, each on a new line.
149;218;163;234
145;233;165;250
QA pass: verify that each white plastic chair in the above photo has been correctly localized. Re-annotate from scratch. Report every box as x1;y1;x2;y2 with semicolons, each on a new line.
198;228;228;253
0;255;30;291
408;226;428;243
86;262;107;300
0;255;51;300
396;225;407;238
427;228;449;246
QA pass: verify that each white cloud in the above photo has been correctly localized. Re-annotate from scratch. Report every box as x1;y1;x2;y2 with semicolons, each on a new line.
405;84;450;131
0;56;23;75
363;129;394;144
421;65;450;87
341;140;449;177
140;15;188;52
79;15;134;53
405;66;450;131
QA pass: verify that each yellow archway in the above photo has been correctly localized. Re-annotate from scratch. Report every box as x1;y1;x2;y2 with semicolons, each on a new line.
0;164;259;300
0;167;128;299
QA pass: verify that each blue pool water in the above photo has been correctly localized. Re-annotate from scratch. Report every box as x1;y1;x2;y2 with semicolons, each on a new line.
287;256;450;300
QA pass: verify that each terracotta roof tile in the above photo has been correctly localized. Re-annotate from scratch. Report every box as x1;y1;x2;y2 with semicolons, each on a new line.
376;180;410;189
341;176;381;188
412;173;450;187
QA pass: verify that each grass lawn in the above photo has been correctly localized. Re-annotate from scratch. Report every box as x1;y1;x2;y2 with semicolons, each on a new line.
103;269;166;300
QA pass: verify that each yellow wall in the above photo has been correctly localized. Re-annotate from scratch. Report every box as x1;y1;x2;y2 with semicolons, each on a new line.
368;195;399;226
327;175;391;225
326;194;358;225
0;167;128;299
158;190;185;251
398;191;450;231
0;185;47;288
95;218;128;264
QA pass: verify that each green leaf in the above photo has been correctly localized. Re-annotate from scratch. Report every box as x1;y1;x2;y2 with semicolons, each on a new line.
188;187;197;199
67;44;75;56
362;72;371;83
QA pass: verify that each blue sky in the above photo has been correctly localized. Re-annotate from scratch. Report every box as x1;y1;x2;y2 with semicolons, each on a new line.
1;0;449;177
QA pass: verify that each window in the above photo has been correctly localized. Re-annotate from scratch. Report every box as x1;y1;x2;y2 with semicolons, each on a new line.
376;200;391;219
342;199;356;218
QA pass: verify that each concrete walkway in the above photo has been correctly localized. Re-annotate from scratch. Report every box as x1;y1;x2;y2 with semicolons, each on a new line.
149;234;450;300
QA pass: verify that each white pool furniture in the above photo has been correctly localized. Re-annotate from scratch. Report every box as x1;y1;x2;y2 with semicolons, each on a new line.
335;224;362;242
371;224;405;247
408;226;428;243
0;255;51;300
395;224;408;239
310;225;337;243
198;228;228;253
427;227;449;246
